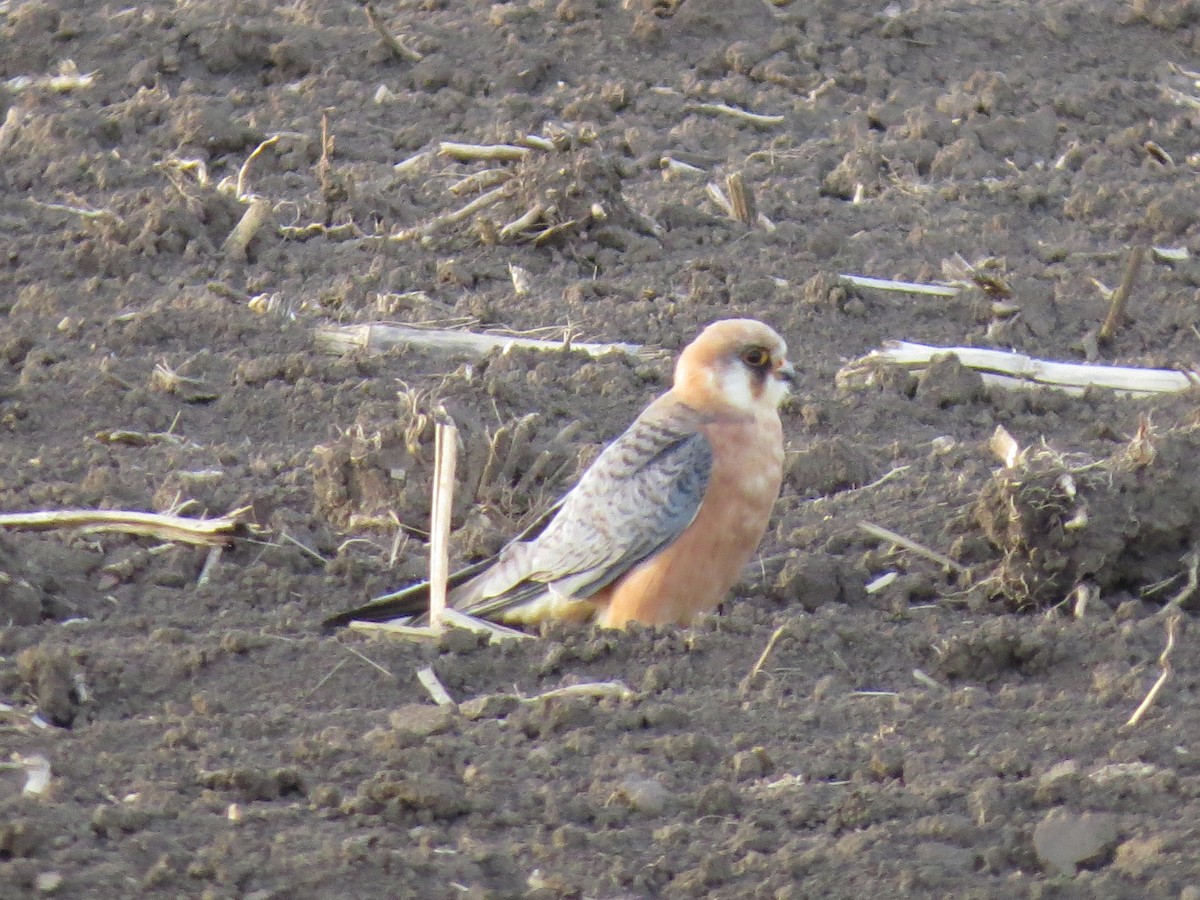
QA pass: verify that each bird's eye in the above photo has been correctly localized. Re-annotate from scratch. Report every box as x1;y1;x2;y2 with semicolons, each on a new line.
742;347;770;368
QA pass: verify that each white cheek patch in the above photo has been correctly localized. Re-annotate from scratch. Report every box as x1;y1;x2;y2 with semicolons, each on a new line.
717;366;756;411
763;373;790;408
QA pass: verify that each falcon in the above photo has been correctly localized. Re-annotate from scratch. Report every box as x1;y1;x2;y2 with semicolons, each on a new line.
322;318;793;630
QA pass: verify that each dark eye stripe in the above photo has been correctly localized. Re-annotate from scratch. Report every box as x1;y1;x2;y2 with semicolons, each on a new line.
742;347;770;367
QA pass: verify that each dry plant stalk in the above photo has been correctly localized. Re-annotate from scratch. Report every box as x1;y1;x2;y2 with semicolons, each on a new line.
499;204;545;241
448;168;512;195
1099;243;1149;342
839;274;959;297
196;546;223;587
739;624;788;697
438;141;529;162
705;182;734;218
843;341;1199;397
222;198;270;261
858;521;967;575
393;149;433;175
314;322;649;362
516;134;556;152
1125;612;1181;727
364;3;424;62
686;101;785;127
441;608;531;640
343;645;396;680
391;181;516;241
428;419;458;630
1162;550;1200;611
235;136;280;199
348;620;441;640
725;173;755;225
417;665;455;706
0;508;247;546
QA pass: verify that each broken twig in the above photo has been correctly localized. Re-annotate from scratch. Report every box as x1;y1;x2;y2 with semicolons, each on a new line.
390;181;515;241
686;102;785;127
0;508;247;546
1125;612;1180;727
739;624;788;697
1099;243;1148;342
222;198;271;261
858;521;967;575
364;3;423;62
417;665;455;706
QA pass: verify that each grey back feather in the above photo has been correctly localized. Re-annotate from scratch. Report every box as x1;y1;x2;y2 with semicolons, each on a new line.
455;406;713;618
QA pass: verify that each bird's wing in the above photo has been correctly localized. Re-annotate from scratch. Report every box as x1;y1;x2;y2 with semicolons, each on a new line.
453;402;713;619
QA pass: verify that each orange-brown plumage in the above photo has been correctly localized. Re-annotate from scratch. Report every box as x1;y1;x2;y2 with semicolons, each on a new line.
323;319;793;631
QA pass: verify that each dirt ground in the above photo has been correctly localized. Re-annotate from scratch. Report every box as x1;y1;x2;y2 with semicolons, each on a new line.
5;0;1200;896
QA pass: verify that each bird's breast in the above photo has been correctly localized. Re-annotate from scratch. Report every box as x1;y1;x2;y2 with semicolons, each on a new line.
599;411;784;627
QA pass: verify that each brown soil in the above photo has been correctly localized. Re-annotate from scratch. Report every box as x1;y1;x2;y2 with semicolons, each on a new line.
5;0;1200;896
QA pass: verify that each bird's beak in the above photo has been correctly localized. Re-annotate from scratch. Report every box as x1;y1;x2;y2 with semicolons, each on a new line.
776;360;797;388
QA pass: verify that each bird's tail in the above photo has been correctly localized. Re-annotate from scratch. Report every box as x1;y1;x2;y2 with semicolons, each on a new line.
320;501;565;632
319;559;492;631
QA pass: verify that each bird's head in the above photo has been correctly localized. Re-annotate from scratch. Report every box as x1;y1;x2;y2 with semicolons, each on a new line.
673;319;795;413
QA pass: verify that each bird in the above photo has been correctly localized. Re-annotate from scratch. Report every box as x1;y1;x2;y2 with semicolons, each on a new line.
322;318;794;631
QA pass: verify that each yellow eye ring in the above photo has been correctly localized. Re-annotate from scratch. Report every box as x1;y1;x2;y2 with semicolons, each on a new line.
742;347;770;368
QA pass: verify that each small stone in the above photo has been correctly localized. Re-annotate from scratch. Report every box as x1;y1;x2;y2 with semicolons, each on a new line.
387;703;454;739
35;872;62;893
1040;759;1080;786
1033;809;1118;875
458;693;520;720
615;775;669;816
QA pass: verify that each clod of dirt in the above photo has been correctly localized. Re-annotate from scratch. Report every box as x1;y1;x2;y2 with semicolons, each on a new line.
973;421;1200;609
770;552;865;611
17;647;79;727
1033;809;1118;875
0;819;42;859
785;436;875;496
933;619;1056;681
353;772;470;822
172;106;263;156
915;353;986;408
513;695;599;738
730;747;774;781
1128;0;1200;29
90;803;155;839
801;271;864;314
196;766;305;801
0;537;44;626
613;774;670;816
820;145;885;200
